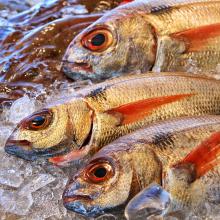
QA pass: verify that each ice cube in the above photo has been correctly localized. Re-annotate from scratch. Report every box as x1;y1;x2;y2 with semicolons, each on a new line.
7;96;36;124
0;152;24;188
19;173;56;194
0;126;13;150
0;189;33;216
125;185;170;220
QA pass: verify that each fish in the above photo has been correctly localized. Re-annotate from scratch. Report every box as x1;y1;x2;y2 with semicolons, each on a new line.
62;0;220;81
4;73;220;163
63;115;220;217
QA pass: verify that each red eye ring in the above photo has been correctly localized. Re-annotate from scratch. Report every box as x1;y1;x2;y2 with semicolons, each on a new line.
22;109;53;131
85;161;114;183
81;28;113;52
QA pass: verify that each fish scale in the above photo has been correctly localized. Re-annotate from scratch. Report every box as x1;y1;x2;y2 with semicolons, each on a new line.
145;2;220;34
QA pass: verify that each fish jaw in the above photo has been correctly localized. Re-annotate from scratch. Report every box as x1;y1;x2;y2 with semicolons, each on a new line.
64;197;104;217
4;135;73;161
4;139;37;161
63;190;109;218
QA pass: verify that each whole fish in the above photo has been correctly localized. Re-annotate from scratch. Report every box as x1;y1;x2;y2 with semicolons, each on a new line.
63;115;220;217
4;73;220;163
62;0;220;81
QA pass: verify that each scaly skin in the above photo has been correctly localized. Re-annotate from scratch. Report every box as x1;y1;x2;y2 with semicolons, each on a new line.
63;115;220;217
4;73;220;162
62;0;220;81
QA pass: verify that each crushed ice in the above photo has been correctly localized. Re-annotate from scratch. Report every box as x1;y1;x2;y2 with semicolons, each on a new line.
0;81;92;219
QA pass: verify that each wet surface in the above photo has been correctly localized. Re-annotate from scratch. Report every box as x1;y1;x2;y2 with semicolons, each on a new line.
0;0;124;108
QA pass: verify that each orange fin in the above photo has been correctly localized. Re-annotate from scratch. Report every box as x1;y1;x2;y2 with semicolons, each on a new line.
107;93;194;125
176;131;220;179
171;23;220;52
119;0;133;5
49;145;90;165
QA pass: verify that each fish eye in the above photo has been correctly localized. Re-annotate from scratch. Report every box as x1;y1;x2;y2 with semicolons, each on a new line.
81;28;113;52
85;161;114;183
22;109;53;131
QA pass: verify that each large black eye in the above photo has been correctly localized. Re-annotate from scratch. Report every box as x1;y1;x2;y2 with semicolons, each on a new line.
22;109;53;131
81;28;113;52
31;116;46;127
85;161;114;183
94;167;107;178
91;34;106;46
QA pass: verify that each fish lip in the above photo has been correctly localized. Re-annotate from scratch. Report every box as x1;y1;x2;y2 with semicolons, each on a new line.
62;61;94;78
4;139;71;161
63;195;92;203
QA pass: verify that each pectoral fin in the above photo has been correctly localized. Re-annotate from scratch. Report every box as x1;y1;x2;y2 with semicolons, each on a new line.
49;144;91;166
175;131;220;179
107;94;194;125
171;23;220;52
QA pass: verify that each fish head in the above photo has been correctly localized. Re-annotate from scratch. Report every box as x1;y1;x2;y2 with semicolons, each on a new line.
4;98;93;161
63;142;162;217
62;10;156;81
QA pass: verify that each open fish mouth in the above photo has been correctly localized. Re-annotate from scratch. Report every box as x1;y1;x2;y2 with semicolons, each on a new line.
4;139;72;161
62;60;94;80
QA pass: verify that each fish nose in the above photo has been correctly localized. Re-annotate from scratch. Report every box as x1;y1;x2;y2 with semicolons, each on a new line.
63;181;82;198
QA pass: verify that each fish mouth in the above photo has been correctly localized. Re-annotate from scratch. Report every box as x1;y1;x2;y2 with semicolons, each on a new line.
4;139;71;161
63;195;92;204
63;195;104;217
62;61;94;80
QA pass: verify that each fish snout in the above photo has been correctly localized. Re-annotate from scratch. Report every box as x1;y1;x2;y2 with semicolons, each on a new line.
63;181;97;216
63;185;103;218
62;61;93;74
4;139;37;161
